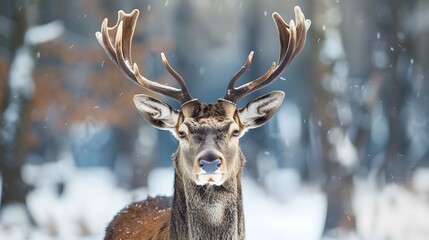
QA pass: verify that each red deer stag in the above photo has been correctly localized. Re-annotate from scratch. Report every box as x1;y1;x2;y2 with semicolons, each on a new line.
96;6;310;240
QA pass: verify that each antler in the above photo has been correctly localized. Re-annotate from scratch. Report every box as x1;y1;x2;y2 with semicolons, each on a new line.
223;6;311;102
95;9;194;104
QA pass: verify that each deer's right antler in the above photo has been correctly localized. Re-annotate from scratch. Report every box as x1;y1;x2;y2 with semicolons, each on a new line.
95;10;194;104
223;6;311;103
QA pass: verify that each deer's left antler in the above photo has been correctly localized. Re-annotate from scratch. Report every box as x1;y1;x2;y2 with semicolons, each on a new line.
223;6;311;103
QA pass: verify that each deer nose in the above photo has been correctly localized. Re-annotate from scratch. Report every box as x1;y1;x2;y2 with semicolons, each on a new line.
197;150;223;174
199;159;222;174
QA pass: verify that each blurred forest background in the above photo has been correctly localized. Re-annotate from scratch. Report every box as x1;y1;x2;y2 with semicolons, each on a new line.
1;0;429;239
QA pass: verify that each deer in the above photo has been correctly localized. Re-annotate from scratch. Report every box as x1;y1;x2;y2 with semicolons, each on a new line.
95;6;310;240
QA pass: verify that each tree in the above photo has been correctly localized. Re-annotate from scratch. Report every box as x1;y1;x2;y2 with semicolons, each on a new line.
0;0;40;208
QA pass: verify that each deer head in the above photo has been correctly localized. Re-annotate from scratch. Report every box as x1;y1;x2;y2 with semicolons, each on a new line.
96;7;310;185
97;6;310;239
95;7;310;187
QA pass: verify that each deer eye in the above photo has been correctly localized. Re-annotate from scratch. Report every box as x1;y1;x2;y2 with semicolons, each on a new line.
177;131;186;139
232;129;240;137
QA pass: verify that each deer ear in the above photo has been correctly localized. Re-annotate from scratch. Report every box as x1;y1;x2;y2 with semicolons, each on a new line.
133;94;179;130
238;91;285;129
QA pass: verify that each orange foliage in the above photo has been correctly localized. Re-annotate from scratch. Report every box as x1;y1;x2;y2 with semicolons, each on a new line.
31;36;174;132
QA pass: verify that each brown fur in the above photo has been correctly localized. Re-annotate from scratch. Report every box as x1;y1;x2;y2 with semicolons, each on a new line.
105;196;172;240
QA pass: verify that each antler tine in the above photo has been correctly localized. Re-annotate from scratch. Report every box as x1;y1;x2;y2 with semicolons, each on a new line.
223;6;311;102
226;51;254;91
95;9;194;104
160;52;193;100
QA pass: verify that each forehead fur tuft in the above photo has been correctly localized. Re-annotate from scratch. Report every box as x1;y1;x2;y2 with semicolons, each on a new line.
190;104;228;120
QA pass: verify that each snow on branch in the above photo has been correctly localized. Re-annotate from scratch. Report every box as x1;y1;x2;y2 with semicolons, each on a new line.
25;20;64;45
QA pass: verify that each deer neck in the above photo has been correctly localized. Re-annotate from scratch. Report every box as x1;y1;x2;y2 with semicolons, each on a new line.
169;152;245;240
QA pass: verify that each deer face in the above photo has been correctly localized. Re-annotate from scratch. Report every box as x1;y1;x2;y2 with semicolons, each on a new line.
133;91;284;186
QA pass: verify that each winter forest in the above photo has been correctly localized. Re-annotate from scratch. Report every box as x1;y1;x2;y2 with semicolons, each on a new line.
1;0;429;239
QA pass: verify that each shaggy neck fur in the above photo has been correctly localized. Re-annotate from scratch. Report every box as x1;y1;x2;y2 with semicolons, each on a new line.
169;151;245;240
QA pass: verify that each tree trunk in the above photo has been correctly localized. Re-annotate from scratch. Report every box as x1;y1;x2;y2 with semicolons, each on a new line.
0;0;39;208
375;0;414;183
309;0;360;234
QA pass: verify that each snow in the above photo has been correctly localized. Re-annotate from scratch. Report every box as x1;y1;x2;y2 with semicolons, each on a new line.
2;161;429;240
1;46;35;150
353;172;429;240
243;178;325;240
334;134;358;170
8;47;35;99
0;163;325;239
147;168;174;196
413;168;429;194
25;21;64;45
327;127;358;170
277;102;302;146
0;204;33;240
320;28;345;64
263;168;302;201
29;170;129;237
23;167;130;239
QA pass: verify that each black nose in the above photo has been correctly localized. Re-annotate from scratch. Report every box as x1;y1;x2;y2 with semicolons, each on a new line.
200;150;220;161
199;159;221;174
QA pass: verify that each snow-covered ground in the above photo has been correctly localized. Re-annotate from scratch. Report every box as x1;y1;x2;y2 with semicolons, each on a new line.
243;179;325;240
352;169;429;240
1;159;429;240
0;159;326;240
